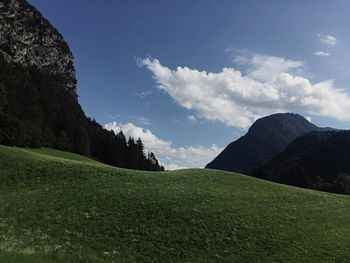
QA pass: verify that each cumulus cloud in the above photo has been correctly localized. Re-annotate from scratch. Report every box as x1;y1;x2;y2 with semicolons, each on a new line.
104;121;222;170
314;51;331;57
234;53;304;81
140;55;350;128
318;34;337;45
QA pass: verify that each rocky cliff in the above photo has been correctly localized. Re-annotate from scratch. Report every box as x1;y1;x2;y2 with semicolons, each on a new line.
0;0;76;94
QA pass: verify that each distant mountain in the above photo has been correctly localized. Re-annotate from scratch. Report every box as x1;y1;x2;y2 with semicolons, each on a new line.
206;113;323;174
252;130;350;194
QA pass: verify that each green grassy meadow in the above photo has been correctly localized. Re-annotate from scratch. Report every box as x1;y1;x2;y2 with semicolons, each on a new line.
0;145;350;262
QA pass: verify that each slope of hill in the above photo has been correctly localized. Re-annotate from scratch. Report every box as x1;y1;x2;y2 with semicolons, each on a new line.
252;130;350;194
206;113;322;174
1;145;350;262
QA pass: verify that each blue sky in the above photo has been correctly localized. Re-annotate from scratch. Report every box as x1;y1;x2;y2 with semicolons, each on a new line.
27;0;350;169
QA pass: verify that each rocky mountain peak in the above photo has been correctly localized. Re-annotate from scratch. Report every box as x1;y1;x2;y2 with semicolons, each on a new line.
0;0;76;94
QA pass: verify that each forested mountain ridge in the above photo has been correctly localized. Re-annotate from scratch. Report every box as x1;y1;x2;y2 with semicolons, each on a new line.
206;113;322;174
206;112;350;195
0;0;163;171
252;130;350;194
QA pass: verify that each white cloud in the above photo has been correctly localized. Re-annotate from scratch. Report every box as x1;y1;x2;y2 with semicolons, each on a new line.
104;121;222;170
166;163;188;170
305;116;312;122
187;115;197;122
314;51;331;57
234;53;304;81
318;34;337;45
140;55;350;128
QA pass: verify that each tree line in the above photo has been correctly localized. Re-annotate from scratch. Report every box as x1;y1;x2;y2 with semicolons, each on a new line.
0;54;164;171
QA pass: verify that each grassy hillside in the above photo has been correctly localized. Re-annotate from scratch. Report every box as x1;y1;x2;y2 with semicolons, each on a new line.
0;146;350;262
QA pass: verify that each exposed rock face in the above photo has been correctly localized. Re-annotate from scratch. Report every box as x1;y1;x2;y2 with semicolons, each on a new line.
0;0;76;94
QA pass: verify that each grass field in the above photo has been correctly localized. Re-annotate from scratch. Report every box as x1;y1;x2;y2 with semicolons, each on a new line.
0;145;350;262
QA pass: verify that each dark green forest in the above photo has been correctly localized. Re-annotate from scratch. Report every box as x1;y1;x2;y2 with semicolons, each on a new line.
251;131;350;195
0;54;164;171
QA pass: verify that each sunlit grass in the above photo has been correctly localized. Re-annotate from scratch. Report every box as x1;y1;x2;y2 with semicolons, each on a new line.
1;145;350;262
